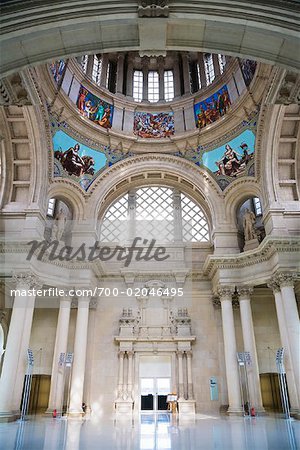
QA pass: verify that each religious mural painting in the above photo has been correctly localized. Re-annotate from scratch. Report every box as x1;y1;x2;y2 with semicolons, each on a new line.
49;60;66;84
133;111;175;138
76;85;114;129
176;113;257;191
50;111;134;191
194;85;231;129
240;59;257;87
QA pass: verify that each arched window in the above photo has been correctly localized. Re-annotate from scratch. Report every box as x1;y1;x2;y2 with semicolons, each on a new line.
92;55;102;85
133;70;143;102
164;70;174;101
204;53;215;85
100;187;210;243
80;55;88;73
148;71;159;102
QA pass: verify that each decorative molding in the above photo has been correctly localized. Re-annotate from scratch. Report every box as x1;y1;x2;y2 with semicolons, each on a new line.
274;271;298;288
236;286;254;298
12;272;41;289
217;285;235;299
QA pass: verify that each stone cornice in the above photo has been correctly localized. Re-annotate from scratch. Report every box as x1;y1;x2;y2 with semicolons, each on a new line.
203;236;300;278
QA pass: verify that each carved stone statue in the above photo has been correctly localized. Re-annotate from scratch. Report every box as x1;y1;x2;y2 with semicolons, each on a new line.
243;208;257;241
52;208;66;241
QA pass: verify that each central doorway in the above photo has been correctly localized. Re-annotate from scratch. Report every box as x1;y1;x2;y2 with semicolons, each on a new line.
139;355;172;412
141;378;170;411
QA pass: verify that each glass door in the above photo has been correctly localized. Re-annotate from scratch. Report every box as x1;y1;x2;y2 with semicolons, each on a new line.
140;378;170;411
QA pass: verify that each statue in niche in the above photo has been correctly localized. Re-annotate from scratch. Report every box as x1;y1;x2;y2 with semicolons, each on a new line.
243;208;257;241
52;208;67;241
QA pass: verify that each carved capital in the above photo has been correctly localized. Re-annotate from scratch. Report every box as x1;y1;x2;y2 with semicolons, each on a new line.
12;272;41;289
176;350;184;358
211;295;221;308
118;351;125;358
186;350;192;358
217;285;235;300
275;272;297;288
267;279;281;293
89;298;98;309
237;286;253;299
127;351;134;358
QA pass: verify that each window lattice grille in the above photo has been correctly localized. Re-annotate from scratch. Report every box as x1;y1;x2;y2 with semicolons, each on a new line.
218;54;226;74
164;70;174;101
148;71;159;103
92;55;102;85
204;53;215;85
100;187;210;243
133;70;143;102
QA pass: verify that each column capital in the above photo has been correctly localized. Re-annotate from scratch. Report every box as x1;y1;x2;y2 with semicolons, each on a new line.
127;350;134;358
118;350;125;358
176;350;184;357
186;350;192;358
267;279;281;293
12;272;41;289
275;271;297;288
236;286;254;298
211;295;221;308
217;285;235;300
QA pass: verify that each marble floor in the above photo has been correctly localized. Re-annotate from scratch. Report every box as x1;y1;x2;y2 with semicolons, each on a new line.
0;413;299;450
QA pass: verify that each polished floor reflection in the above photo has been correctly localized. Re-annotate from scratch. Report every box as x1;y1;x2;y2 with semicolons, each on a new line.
0;413;299;450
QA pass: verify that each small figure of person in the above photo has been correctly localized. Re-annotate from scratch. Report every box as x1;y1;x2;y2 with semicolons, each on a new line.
62;143;84;176
52;208;66;241
243;208;257;241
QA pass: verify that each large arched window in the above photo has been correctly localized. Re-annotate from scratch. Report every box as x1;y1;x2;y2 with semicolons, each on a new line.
100;187;210;243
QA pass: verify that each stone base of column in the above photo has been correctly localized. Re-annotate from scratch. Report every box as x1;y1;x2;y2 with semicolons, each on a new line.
177;399;195;415
115;400;133;414
68;410;85;418
290;408;300;419
0;411;18;422
227;405;244;416
243;238;259;252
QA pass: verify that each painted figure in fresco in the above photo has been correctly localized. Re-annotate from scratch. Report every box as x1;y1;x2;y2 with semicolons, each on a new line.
134;112;174;138
52;208;66;241
98;106;112;128
243;208;257;241
77;88;88;113
91;101;105;123
61;143;85;176
216;144;243;176
81;155;95;175
83;100;94;119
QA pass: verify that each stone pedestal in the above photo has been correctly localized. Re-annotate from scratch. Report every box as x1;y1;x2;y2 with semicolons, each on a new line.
177;399;195;415
244;238;259;252
115;400;133;414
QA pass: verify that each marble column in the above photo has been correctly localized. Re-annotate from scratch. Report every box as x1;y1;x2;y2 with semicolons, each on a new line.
0;273;39;421
181;52;190;95
218;286;243;415
46;295;72;414
277;272;300;393
118;351;125;399
126;55;134;97
86;55;94;78
142;58;149;101
116;53;125;94
173;55;181;97
268;279;299;413
68;296;90;416
127;351;133;399
237;287;264;412
177;350;184;399
100;54;109;88
158;57;165;101
213;53;221;77
197;53;206;88
186;351;194;399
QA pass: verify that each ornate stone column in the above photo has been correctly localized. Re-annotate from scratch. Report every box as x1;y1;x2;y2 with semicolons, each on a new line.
46;294;72;414
116;53;125;95
142;57;149;101
212;53;221;77
277;272;300;393
197;53;206;88
186;351;194;399
117;351;125;399
181;52;190;95
237;287;264;413
0;273;39;421
86;55;94;78
100;54;109;88
173;55;181;97
127;351;133;399
158;56;165;101
68;296;90;416
268;279;299;413
126;54;134;97
218;286;243;415
177;350;184;399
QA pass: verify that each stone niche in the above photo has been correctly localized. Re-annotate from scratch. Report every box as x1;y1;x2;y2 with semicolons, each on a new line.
115;281;196;415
